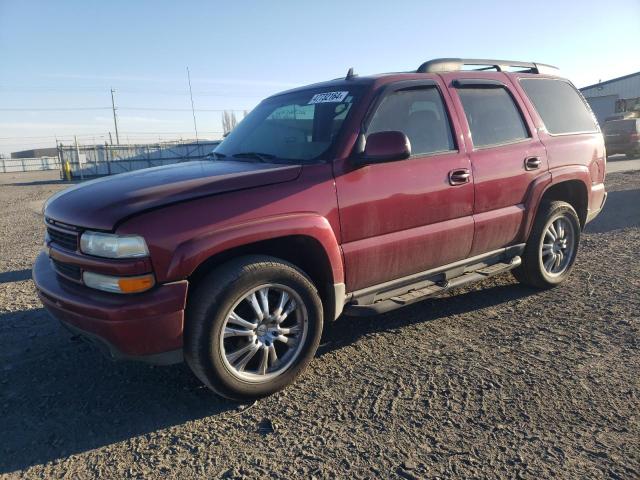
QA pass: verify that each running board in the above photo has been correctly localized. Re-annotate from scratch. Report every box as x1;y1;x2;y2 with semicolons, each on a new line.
344;255;521;316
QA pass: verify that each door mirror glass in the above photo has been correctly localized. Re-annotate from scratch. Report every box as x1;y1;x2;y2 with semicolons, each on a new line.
358;131;411;164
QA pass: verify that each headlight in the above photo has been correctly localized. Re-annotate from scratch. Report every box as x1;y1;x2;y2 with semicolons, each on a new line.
80;231;149;259
83;271;155;294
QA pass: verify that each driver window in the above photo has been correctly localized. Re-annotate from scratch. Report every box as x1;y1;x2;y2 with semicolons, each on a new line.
367;88;455;156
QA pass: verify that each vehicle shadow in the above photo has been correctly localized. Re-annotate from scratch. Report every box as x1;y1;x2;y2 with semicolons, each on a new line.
0;281;534;473
585;188;640;234
0;308;237;474
0;268;32;284
4;179;77;187
319;282;536;356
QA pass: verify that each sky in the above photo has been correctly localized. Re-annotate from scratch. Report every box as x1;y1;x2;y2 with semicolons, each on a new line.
1;0;639;155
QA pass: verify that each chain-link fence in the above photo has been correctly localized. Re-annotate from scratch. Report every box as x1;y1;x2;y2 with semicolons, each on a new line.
0;157;60;173
59;140;220;179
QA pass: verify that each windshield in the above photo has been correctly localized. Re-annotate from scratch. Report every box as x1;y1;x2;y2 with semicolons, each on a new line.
214;87;362;163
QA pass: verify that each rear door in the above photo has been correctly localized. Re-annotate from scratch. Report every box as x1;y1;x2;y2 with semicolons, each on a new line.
335;79;474;292
443;73;549;256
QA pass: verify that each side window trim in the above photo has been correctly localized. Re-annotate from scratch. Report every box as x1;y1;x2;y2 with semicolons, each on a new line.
361;80;438;130
361;80;460;156
453;81;532;149
453;78;505;89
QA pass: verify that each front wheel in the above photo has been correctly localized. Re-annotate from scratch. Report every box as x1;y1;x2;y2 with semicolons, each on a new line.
184;255;323;400
513;201;581;289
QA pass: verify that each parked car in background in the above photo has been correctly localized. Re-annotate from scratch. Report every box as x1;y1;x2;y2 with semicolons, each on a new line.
603;117;640;157
33;58;607;400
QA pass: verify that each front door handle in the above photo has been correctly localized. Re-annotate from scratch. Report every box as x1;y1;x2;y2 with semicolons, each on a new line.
525;156;542;170
449;168;471;186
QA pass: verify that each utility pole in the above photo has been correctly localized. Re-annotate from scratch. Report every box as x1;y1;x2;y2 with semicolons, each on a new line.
187;67;199;144
110;88;120;145
74;135;84;180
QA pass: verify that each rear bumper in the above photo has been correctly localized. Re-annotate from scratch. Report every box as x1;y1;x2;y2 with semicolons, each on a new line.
33;251;188;364
586;190;607;224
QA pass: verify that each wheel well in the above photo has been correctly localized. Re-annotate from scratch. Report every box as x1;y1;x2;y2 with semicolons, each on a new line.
188;235;337;321
541;180;588;227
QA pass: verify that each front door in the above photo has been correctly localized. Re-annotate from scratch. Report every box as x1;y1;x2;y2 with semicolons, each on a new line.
334;80;474;292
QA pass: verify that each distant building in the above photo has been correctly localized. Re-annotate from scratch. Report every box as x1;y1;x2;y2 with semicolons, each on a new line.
580;71;640;124
11;147;58;159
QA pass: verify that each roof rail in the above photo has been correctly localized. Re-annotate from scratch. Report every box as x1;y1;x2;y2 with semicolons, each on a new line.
417;58;558;74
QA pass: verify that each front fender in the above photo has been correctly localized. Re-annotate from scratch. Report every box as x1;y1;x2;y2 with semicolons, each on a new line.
166;213;344;284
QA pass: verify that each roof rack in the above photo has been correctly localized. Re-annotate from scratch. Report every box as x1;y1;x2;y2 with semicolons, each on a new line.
416;58;558;74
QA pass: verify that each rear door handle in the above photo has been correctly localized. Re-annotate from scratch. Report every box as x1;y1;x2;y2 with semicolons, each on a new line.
525;156;542;170
449;168;471;186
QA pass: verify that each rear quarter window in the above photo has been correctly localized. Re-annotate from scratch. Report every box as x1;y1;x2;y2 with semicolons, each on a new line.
520;78;598;135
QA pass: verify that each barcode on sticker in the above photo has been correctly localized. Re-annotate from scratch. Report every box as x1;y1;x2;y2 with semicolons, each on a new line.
308;91;349;104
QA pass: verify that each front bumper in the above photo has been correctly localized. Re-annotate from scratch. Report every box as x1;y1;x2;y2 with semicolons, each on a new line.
33;251;188;364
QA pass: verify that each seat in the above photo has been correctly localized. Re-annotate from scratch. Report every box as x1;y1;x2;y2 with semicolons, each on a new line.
405;110;451;154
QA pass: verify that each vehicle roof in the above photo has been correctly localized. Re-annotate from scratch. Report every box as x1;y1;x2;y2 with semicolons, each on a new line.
267;58;564;100
267;75;380;99
268;69;565;100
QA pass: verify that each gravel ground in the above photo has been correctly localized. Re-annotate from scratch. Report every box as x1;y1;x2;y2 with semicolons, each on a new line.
1;168;638;479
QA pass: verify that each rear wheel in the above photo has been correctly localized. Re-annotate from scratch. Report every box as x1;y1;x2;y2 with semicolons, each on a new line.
184;255;323;400
513;201;581;288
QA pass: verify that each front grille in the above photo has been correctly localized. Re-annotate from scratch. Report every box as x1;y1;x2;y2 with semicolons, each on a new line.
47;227;78;251
51;259;82;281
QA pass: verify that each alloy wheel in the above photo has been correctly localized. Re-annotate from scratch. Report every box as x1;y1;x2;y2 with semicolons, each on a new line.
540;215;576;276
219;284;308;382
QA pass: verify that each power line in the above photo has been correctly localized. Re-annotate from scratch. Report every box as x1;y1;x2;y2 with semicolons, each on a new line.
0;107;112;111
0;106;251;112
187;67;199;144
0;131;224;140
118;107;250;112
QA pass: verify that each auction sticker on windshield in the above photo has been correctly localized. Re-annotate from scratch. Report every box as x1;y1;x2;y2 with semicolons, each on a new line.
308;91;349;104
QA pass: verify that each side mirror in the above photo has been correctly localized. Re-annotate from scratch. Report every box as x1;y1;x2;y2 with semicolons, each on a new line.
356;131;411;165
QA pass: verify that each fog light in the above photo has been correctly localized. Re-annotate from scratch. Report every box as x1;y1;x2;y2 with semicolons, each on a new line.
83;271;155;294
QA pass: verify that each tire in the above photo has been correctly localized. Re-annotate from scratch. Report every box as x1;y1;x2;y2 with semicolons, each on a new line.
513;201;581;289
184;255;323;401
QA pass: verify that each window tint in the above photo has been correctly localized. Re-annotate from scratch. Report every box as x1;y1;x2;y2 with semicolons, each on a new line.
520;78;598;134
457;87;530;148
367;88;455;155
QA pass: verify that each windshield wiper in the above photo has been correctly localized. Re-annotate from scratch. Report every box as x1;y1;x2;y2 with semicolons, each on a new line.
232;152;276;163
205;151;226;160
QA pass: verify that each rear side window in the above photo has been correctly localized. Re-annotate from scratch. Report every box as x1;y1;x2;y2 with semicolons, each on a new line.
457;87;530;148
367;87;455;156
520;78;598;135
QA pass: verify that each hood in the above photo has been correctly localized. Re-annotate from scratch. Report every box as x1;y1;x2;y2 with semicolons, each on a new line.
45;160;301;231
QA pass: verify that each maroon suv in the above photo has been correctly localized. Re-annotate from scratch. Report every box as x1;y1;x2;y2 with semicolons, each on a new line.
34;58;607;400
